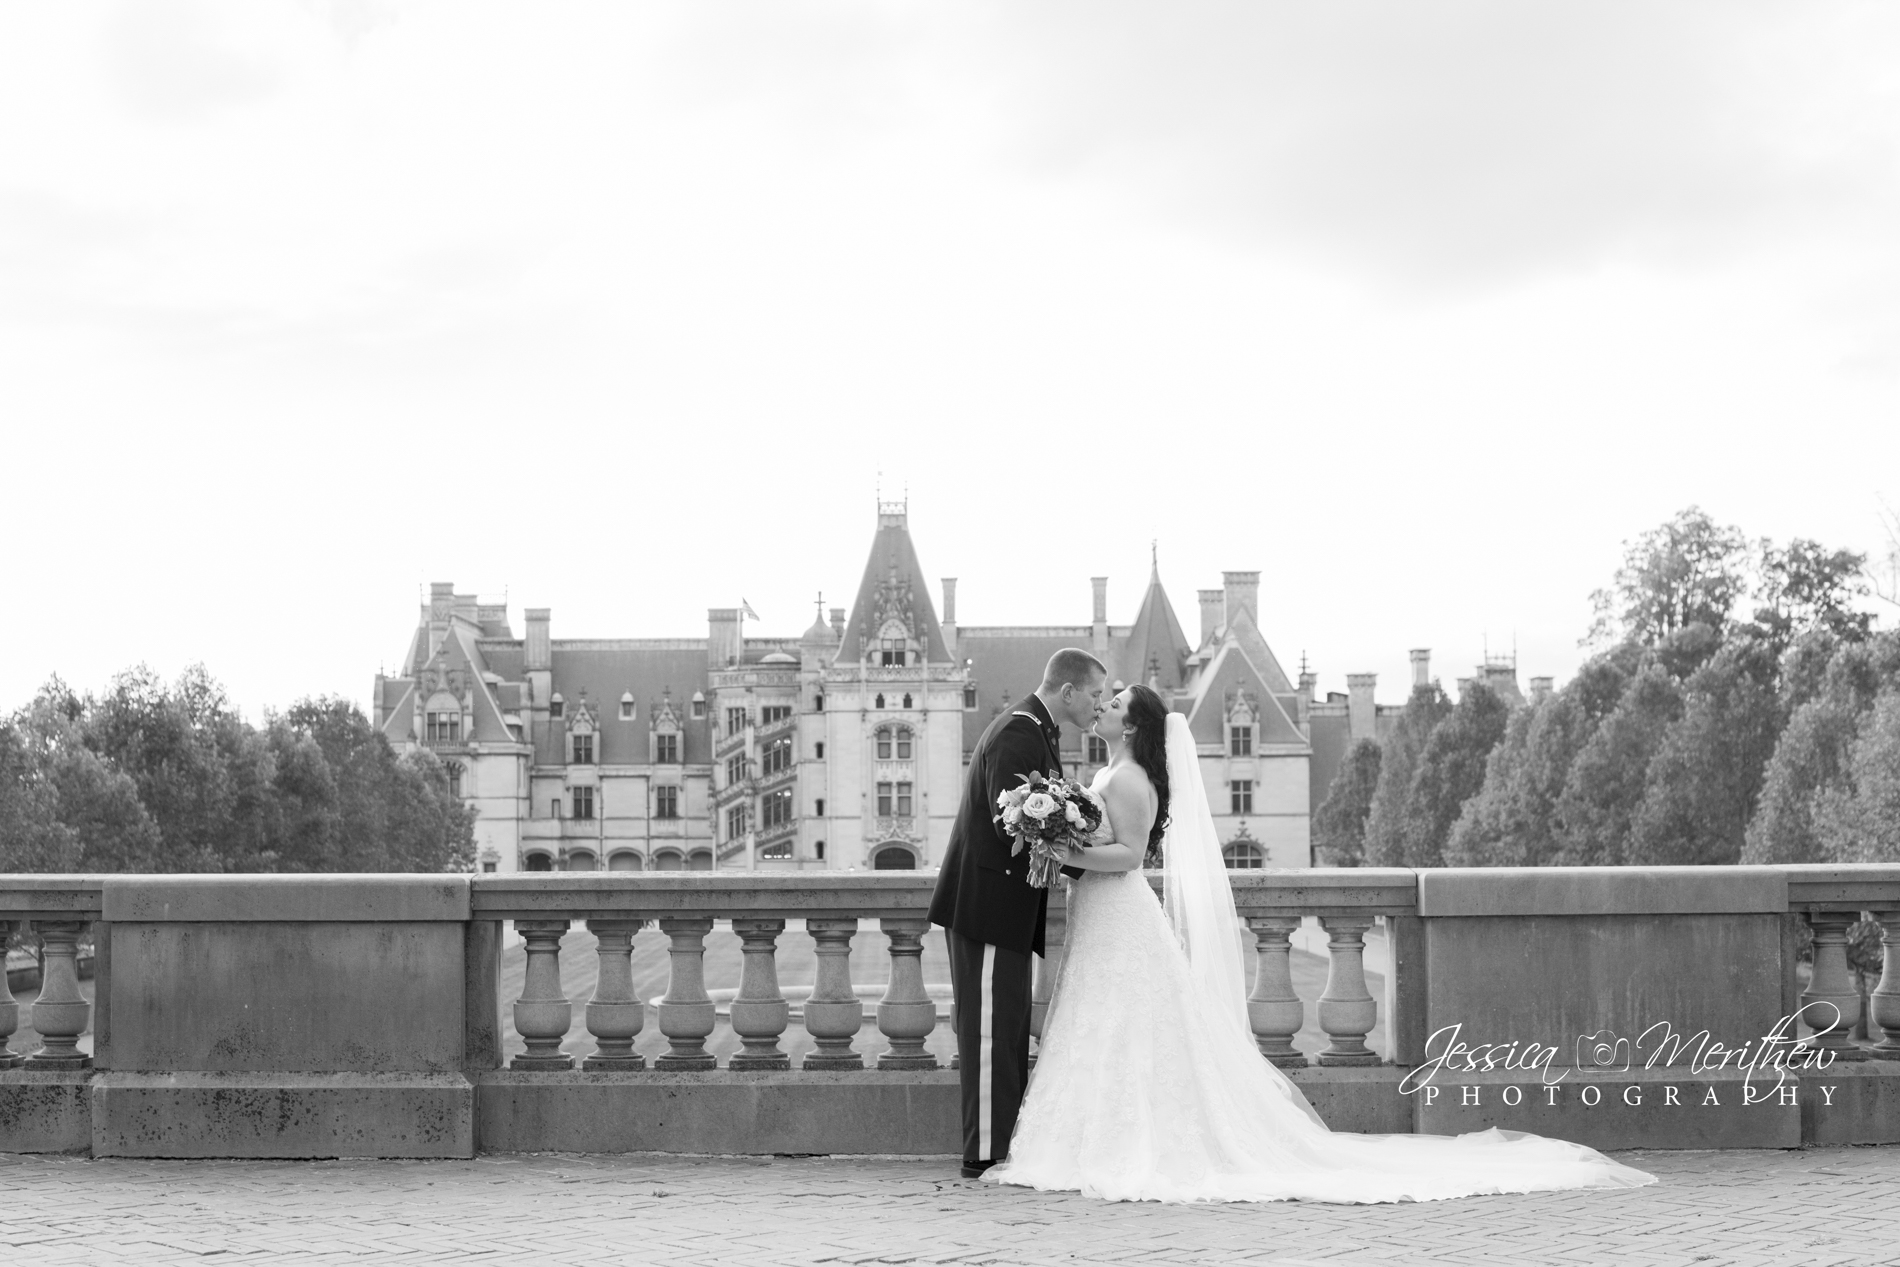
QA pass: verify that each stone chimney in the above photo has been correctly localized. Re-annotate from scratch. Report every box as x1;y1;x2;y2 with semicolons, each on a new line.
1530;676;1554;704
1298;669;1318;703
941;579;958;655
1222;571;1260;629
1347;673;1377;742
525;608;551;671
708;608;741;667
1091;577;1108;653
830;606;846;641
1409;648;1432;689
1198;590;1223;647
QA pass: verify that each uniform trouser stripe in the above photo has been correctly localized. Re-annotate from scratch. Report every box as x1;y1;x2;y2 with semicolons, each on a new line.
950;929;1032;1167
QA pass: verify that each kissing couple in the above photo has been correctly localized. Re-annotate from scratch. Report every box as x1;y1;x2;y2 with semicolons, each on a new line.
927;648;1658;1203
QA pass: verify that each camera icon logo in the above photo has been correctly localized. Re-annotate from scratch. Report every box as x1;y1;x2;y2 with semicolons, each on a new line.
1574;1029;1631;1073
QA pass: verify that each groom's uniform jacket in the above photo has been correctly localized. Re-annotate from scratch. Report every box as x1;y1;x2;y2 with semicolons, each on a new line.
928;693;1063;957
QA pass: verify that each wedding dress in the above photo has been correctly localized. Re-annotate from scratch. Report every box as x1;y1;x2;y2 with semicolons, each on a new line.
983;713;1657;1204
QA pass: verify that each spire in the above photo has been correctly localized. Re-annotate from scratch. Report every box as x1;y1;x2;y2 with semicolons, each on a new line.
1122;555;1192;692
837;504;949;663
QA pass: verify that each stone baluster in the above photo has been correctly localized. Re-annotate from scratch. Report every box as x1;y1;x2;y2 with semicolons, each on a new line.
1867;909;1900;1059
0;920;20;1069
1246;916;1306;1067
1803;911;1868;1060
802;918;863;1070
1315;915;1380;1067
729;919;791;1071
877;917;938;1070
1028;908;1068;1051
655;917;718;1071
511;920;574;1070
583;919;646;1071
25;922;92;1070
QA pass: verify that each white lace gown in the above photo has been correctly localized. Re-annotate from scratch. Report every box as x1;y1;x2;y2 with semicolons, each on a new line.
984;778;1657;1204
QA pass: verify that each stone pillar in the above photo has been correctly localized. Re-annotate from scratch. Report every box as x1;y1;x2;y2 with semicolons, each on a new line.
510;920;573;1070
656;917;718;1070
0;920;19;1069
1246;916;1306;1067
1868;909;1900;1059
1315;915;1380;1067
583;919;645;1071
802;918;862;1070
729;918;791;1071
25;921;92;1070
1804;911;1868;1060
877;917;937;1070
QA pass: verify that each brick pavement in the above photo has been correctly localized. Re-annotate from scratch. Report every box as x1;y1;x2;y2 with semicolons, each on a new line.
1;1146;1896;1267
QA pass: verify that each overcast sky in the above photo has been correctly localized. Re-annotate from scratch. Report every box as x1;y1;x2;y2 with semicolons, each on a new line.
3;1;1897;720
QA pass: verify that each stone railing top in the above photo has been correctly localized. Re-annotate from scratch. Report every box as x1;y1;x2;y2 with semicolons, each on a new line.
1416;866;1790;917
469;872;940;920
101;875;472;922
1220;868;1418;916
0;875;103;919
1783;863;1900;910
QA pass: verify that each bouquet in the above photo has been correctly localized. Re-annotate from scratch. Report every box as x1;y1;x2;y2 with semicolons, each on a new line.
994;770;1105;889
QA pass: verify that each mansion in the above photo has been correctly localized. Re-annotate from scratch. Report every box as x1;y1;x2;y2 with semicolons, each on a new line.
374;502;1451;874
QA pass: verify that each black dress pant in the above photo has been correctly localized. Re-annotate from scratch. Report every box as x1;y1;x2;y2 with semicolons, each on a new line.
947;928;1034;1166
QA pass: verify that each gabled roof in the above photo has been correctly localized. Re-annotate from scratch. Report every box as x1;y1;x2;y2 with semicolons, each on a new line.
1182;641;1305;748
1113;564;1191;691
1216;606;1294;695
956;627;1092;753
836;507;951;665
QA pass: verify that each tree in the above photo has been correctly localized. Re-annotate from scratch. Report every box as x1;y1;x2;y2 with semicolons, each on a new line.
0;723;79;872
1399;683;1510;867
1813;689;1900;863
1363;683;1452;867
85;665;230;871
1586;507;1750;648
1553;664;1683;865
1313;739;1381;867
1750;538;1870;648
1627;637;1783;866
1445;700;1536;867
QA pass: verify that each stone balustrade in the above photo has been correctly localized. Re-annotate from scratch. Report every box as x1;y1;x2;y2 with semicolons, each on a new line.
5;865;1900;1159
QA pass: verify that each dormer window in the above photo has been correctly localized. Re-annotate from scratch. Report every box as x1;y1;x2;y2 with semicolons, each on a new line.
1230;725;1253;757
963;686;977;710
621;693;635;720
550;693;565;720
424;692;461;743
691;691;706;719
881;641;907;667
572;733;594;764
655;733;679;764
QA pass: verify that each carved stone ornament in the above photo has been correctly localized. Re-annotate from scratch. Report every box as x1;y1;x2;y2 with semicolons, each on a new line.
871;559;915;640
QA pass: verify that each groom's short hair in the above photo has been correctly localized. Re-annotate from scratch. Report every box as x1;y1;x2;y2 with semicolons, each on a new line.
1042;649;1106;691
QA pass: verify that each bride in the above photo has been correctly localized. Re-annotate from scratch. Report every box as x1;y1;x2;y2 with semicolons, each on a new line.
982;683;1657;1204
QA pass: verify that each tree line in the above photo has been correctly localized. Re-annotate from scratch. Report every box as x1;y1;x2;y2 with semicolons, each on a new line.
0;666;474;874
1314;506;1899;871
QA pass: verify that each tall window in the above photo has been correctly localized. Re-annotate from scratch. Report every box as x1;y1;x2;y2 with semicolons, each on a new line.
572;733;594;764
964;686;978;710
875;727;892;760
761;737;792;776
762;788;793;828
815;741;825;759
691;695;706;719
815;840;825;861
1086;735;1108;764
875;693;886;709
1230;780;1254;815
727;804;747;840
761;705;791;725
620;697;635;720
895;781;913;817
814;693;824;711
549;696;564;720
881;640;906;667
815;797;825;816
1230;725;1253;757
446;763;464;798
655;733;679;764
727;755;747;785
895;727;912;759
427;711;461;743
572;787;595;820
726;707;747;736
655;785;679;819
902;693;913;709
877;781;893;816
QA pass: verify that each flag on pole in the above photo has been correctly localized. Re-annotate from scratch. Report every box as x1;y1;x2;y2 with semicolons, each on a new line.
740;598;760;621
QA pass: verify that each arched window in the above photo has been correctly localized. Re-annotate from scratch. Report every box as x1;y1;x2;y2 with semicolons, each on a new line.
566;849;598;872
875;693;886;709
895;727;913;759
687;849;713;871
873;845;917;870
607;851;643;872
902;693;913;709
653;849;685;872
1223;842;1265;869
524;852;554;872
875;726;892;760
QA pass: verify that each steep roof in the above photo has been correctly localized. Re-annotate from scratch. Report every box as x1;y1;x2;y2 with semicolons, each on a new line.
836;506;951;665
1113;563;1191;691
546;643;714;765
956;627;1092;753
1183;641;1305;748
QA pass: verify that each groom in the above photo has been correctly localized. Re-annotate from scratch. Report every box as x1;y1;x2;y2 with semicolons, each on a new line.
929;648;1107;1179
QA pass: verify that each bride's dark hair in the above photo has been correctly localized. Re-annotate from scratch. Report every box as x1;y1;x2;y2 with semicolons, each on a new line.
1122;684;1172;867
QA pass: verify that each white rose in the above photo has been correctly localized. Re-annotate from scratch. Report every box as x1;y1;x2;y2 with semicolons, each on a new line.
1022;792;1057;820
1063;801;1082;825
1002;805;1023;826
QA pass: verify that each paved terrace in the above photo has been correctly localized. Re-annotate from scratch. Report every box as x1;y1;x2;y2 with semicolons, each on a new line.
3;1145;1897;1266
